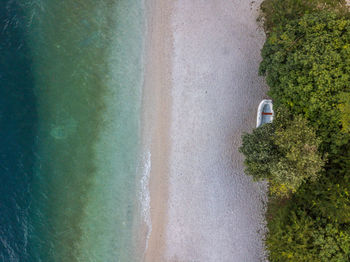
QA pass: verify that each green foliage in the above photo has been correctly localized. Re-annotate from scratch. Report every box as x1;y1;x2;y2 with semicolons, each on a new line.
338;92;350;133
259;12;350;158
240;112;325;196
267;208;350;262
272;115;325;194
255;3;350;261
239;123;279;181
266;172;350;261
260;0;347;33
297;176;350;224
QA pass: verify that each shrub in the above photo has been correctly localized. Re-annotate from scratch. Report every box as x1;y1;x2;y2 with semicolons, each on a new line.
296;175;350;224
338;92;350;134
266;171;350;261
267;208;350;262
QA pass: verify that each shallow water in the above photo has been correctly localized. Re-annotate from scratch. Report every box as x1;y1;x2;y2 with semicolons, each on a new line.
0;0;146;261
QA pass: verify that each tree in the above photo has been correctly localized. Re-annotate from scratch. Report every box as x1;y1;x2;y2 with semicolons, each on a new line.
240;112;325;196
239;123;279;181
271;115;325;195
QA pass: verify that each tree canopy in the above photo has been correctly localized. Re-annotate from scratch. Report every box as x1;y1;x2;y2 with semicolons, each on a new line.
240;8;350;261
240;111;325;197
267;207;350;262
259;12;350;159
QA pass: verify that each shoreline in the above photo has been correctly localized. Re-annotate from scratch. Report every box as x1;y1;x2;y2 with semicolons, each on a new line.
141;0;173;260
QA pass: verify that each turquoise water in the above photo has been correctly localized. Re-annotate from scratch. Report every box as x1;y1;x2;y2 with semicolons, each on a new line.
0;0;147;261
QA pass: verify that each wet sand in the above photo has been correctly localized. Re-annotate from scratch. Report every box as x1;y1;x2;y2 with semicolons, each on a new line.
142;0;173;260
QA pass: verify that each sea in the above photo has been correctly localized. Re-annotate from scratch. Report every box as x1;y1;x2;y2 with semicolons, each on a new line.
0;0;149;261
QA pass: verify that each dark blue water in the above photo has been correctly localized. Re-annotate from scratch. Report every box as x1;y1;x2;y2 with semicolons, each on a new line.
0;1;38;261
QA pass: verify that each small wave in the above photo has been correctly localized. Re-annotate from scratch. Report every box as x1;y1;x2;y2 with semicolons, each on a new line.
139;151;152;253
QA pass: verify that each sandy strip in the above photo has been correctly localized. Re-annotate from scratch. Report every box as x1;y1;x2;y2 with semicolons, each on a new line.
144;0;269;261
142;0;173;261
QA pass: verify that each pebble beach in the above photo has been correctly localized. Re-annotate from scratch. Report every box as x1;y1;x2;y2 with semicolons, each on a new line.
144;0;269;261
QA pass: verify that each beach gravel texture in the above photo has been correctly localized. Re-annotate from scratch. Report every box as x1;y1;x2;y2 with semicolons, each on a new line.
166;0;269;261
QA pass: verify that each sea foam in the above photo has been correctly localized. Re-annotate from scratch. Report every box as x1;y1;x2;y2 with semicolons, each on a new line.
139;151;152;255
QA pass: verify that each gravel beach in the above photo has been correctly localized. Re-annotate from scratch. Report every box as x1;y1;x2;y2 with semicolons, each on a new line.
144;0;269;261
